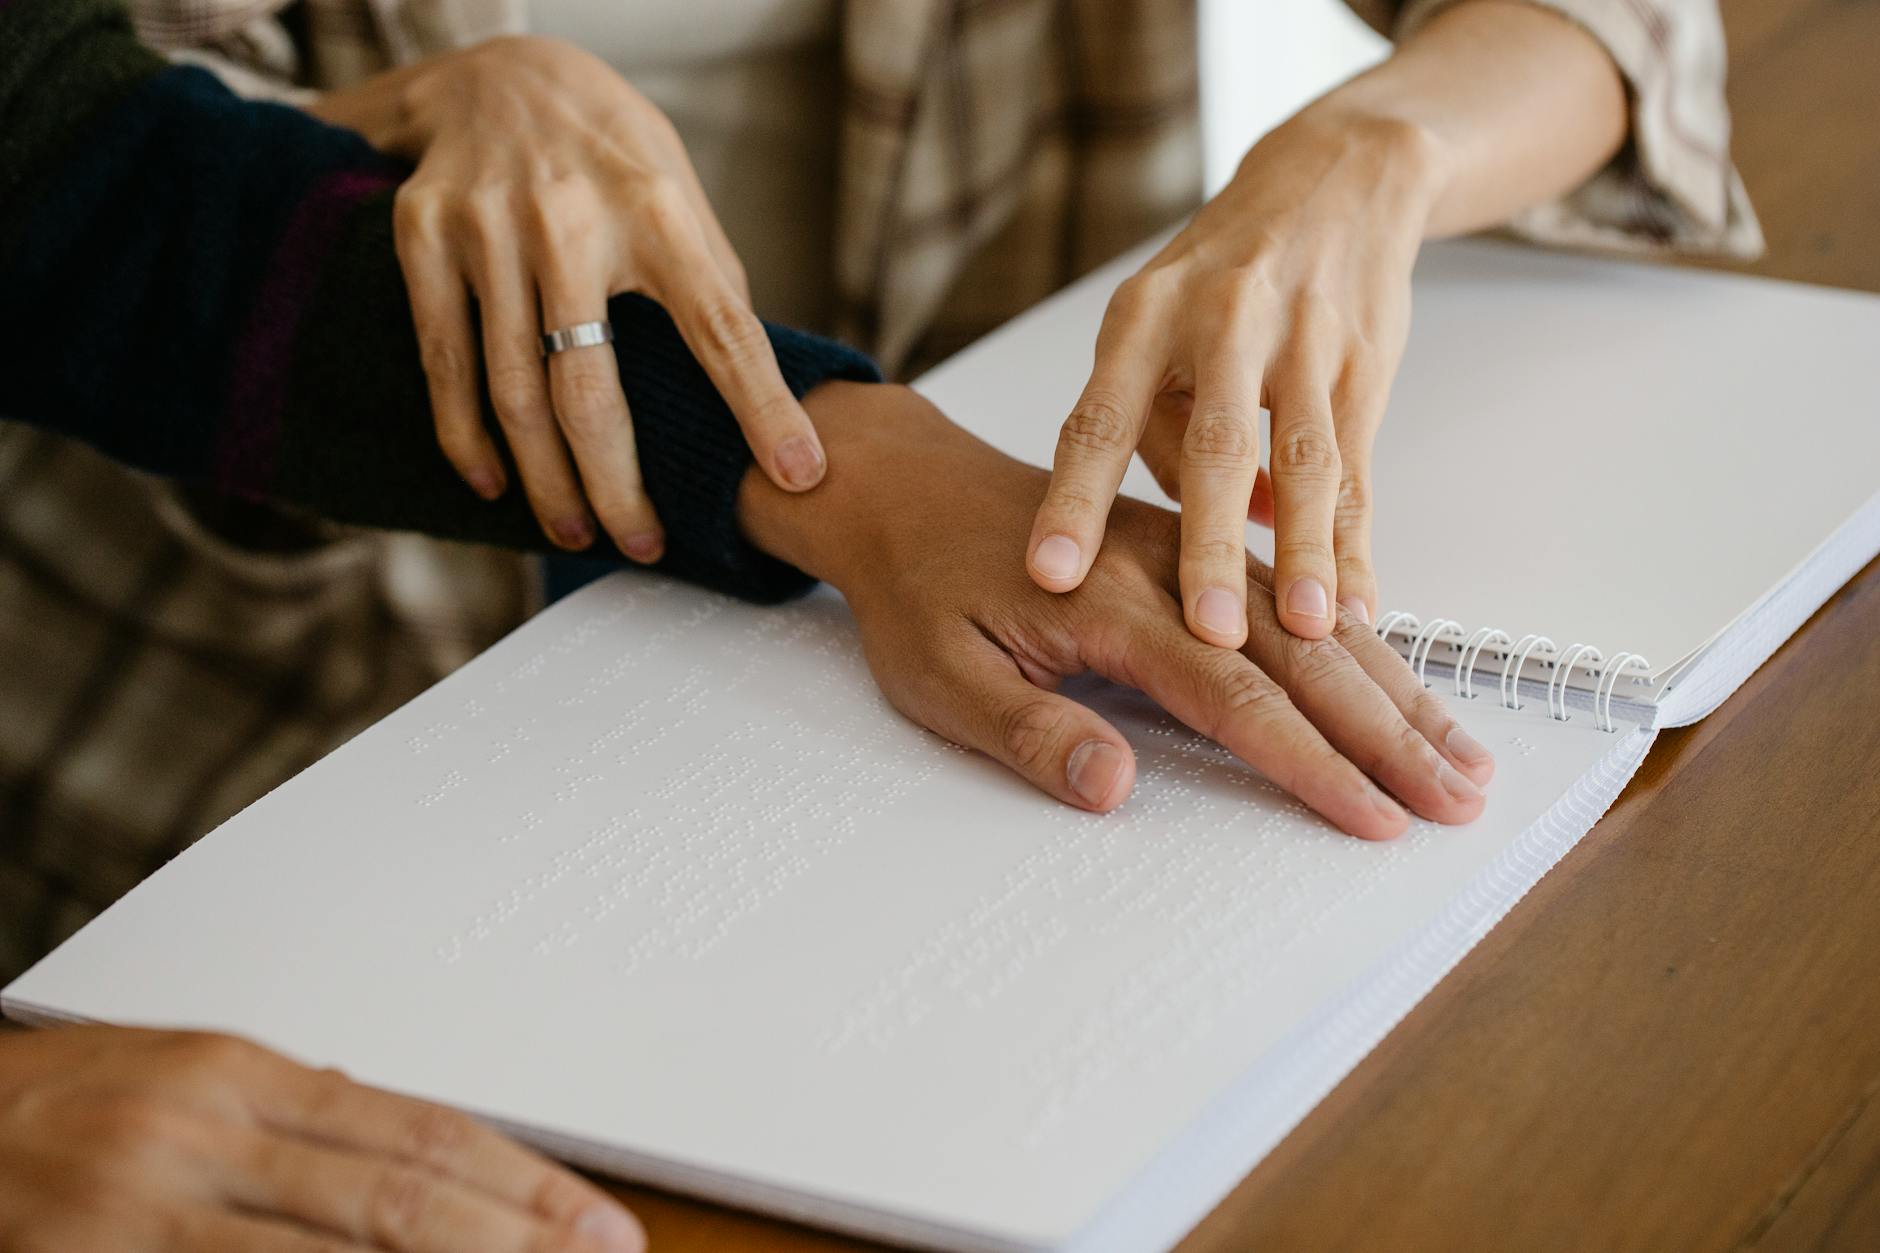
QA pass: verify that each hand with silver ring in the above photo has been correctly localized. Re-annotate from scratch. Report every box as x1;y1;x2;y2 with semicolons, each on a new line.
310;36;827;561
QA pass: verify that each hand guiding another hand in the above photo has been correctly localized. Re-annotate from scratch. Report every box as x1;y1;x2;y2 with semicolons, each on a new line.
314;35;826;561
747;383;1495;840
1027;107;1445;646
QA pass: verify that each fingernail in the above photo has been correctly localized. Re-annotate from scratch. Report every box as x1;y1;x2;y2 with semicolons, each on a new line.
574;1203;644;1251
1369;781;1407;828
467;469;503;501
1445;723;1492;768
555;517;595;550
1193;586;1242;638
776;436;825;490
1339;596;1371;625
1437;759;1484;803
1032;534;1082;582
621;532;663;564
1286;578;1329;621
1067;739;1124;808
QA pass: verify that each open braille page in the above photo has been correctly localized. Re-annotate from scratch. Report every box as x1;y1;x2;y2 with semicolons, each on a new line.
4;575;1649;1252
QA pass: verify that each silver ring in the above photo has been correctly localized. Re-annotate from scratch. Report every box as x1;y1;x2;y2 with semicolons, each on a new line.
539;321;614;357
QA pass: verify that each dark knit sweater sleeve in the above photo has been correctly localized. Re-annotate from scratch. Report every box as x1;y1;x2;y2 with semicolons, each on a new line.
0;0;880;603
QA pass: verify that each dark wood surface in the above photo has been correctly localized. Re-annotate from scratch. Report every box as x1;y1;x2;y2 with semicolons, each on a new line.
604;1;1880;1248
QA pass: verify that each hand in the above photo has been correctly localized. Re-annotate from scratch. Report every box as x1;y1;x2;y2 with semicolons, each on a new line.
0;1026;644;1252
1026;105;1443;646
311;35;825;559
745;384;1494;838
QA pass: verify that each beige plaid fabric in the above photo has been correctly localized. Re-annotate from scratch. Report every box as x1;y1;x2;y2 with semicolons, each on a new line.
0;0;1756;984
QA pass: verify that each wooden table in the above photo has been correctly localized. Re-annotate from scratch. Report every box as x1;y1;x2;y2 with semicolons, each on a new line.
607;1;1880;1248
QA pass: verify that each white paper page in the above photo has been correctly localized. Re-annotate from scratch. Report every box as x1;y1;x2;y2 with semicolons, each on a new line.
917;238;1880;687
5;575;1629;1251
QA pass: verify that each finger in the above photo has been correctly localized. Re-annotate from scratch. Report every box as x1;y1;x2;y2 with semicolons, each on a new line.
1333;610;1497;787
1100;601;1408;839
537;258;663;563
468;237;596;551
668;158;750;301
180;1207;374;1252
1028;277;1171;592
228;1131;637;1253
633;181;824;492
256;1067;635;1240
1267;373;1342;641
1136;392;1189;503
393;190;506;501
1176;330;1264;650
914;632;1136;812
1248;466;1275;527
1329;359;1388;624
1241;593;1485;823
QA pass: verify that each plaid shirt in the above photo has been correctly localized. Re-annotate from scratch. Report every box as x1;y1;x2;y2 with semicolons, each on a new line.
0;0;1758;984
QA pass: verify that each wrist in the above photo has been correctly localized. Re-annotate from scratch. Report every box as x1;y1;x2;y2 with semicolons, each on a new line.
305;62;429;155
1271;99;1453;238
737;382;983;594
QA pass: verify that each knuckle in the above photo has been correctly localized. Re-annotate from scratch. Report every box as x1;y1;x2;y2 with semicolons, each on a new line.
401;1103;474;1164
1275;535;1337;570
1058;395;1134;458
1181;409;1256;468
556;366;623;431
1333;473;1371;527
691;294;765;362
1184;534;1246;569
996;698;1068;777
391;184;443;237
1271;425;1341;481
163;1030;260;1076
487;366;547;427
1104;274;1159;324
1286;635;1353;691
367;1167;436;1240
1212;664;1289;729
632;173;691;235
417;334;475;389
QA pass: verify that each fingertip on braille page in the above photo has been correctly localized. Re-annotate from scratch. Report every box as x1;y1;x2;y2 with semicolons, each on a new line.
1445;723;1494;781
1032;534;1082;583
1067;739;1127;808
574;1202;646;1253
1367;782;1409;837
1437;759;1484;805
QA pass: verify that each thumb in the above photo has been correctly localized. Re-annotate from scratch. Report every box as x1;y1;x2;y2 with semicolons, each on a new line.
916;640;1137;812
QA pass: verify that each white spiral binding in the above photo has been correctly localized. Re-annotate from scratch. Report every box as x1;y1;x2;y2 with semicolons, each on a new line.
1501;634;1556;713
1373;614;1651;732
1548;643;1603;722
1594;652;1651;732
1454;627;1512;701
1408;619;1465;688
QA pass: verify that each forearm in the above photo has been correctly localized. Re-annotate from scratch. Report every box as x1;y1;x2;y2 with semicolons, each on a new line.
1295;0;1629;238
0;0;875;602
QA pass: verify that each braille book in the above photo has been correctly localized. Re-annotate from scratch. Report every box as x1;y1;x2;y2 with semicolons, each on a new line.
8;241;1879;1253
